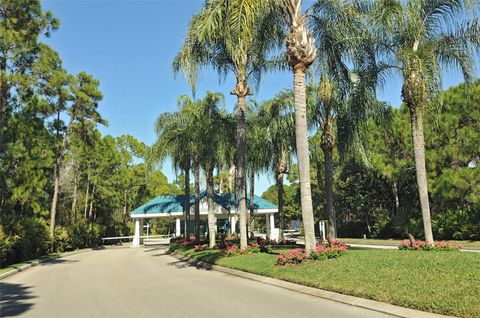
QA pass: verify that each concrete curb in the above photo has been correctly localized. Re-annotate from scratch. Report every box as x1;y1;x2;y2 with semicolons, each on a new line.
169;251;455;318
0;248;93;280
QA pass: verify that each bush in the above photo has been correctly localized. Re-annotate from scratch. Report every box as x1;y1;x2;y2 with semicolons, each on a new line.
0;225;19;266
276;248;307;266
276;241;349;266
14;218;50;262
398;240;461;251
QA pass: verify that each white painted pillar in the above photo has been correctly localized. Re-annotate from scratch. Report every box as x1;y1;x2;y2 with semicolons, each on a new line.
230;214;236;234
175;218;181;237
270;213;275;234
132;219;140;247
266;213;271;239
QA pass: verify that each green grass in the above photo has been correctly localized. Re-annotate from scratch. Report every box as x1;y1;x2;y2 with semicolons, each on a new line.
339;237;480;249
171;245;480;318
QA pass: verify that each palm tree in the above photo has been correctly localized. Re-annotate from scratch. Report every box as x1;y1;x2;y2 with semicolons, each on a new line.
369;0;480;242
173;0;283;248
258;97;296;240
245;102;271;238
196;92;230;248
152;104;195;237
281;0;318;252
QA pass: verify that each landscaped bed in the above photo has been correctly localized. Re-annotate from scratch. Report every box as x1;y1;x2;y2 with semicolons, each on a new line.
170;243;480;318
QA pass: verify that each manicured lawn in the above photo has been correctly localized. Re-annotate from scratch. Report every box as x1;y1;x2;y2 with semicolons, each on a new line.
171;245;480;318
339;237;480;249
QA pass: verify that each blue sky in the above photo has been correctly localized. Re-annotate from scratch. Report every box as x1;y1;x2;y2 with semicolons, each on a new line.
42;0;474;194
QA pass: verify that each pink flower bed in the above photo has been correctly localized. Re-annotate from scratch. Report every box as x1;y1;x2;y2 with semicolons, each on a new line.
399;240;461;251
276;240;349;266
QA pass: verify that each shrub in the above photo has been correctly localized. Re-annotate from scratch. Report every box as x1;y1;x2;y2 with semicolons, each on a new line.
310;240;349;260
276;241;349;266
194;244;208;252
399;240;461;251
276;248;307;266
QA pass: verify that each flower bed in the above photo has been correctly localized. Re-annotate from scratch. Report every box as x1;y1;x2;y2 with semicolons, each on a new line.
399;240;461;251
276;240;349;266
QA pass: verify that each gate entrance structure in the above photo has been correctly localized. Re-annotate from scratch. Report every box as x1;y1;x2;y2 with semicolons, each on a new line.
130;192;279;247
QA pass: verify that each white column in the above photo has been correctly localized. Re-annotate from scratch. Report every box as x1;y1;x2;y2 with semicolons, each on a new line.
230;214;236;234
270;213;275;233
175;218;181;237
132;219;140;247
266;213;271;239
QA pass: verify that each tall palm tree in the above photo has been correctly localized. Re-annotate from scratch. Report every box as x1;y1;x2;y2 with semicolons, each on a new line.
281;0;318;252
173;0;284;248
258;97;296;240
196;92;230;248
152;103;195;236
369;0;480;242
245;101;271;238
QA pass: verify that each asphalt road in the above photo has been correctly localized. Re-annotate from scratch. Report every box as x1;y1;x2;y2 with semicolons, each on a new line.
0;245;394;318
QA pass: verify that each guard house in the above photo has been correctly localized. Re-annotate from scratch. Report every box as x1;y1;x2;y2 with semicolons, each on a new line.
130;192;279;247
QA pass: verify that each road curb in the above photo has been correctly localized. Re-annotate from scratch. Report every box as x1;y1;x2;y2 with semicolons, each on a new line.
0;248;93;280
169;251;455;318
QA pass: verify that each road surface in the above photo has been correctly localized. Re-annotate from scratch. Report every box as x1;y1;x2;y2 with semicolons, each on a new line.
1;245;394;318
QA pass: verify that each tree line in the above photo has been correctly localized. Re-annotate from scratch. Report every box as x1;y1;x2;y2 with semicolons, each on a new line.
0;0;180;266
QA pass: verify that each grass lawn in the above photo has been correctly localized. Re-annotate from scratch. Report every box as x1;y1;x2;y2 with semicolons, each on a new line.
339;237;480;249
171;244;480;318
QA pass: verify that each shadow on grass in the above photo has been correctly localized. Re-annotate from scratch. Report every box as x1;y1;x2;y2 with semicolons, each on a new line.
0;283;36;317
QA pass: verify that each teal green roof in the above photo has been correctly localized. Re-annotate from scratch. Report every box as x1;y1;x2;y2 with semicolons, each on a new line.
131;192;277;216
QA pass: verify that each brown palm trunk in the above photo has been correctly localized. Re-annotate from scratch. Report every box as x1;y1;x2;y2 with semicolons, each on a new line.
227;164;235;233
276;171;285;241
183;166;191;237
194;161;200;241
249;171;255;238
206;164;216;248
322;119;336;240
293;66;316;252
409;109;434;242
236;95;248;248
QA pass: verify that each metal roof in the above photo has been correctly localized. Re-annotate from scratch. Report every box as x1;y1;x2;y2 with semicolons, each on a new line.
130;192;277;216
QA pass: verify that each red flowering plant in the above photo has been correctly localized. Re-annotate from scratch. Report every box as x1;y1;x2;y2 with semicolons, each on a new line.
399;240;461;251
194;244;209;252
276;248;307;266
309;240;349;261
276;241;349;266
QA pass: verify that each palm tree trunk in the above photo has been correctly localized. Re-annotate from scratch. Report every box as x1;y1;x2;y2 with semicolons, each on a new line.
293;66;316;252
183;166;191;237
194;161;201;241
322;120;336;240
206;164;216;248
249;171;255;239
236;95;248;248
409;110;434;242
227;164;235;234
276;171;285;241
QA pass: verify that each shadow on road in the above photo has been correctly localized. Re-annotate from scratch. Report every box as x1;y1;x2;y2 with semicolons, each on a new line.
38;258;79;267
0;283;36;317
166;259;213;271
